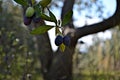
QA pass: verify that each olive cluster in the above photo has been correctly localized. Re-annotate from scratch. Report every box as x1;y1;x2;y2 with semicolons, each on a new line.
24;7;41;25
55;35;71;46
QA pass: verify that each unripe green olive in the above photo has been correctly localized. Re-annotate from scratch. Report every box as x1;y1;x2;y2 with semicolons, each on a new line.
25;7;35;18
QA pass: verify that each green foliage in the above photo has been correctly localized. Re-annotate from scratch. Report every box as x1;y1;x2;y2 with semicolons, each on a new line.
0;2;43;79
48;8;57;24
62;10;73;26
31;25;54;35
39;0;51;8
40;12;54;22
14;0;73;35
13;0;73;52
73;27;120;80
14;0;28;6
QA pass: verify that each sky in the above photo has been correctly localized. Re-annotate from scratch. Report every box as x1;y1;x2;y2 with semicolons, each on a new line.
48;0;116;51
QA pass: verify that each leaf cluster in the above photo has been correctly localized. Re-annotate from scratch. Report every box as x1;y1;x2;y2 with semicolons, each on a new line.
13;0;73;35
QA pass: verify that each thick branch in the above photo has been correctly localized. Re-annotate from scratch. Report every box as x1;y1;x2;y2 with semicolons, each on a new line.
61;0;74;19
45;0;75;80
75;0;120;39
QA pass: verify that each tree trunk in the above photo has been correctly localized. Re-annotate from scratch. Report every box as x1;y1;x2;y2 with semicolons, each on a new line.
35;34;76;80
37;0;76;80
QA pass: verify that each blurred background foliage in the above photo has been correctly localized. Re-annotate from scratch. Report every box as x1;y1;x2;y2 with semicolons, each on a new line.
0;0;120;80
0;0;42;80
73;27;120;80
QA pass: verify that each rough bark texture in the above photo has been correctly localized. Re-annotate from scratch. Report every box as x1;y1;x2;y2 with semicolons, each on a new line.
26;0;120;80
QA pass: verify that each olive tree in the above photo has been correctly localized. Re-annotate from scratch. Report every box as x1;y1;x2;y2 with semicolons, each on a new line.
12;0;120;80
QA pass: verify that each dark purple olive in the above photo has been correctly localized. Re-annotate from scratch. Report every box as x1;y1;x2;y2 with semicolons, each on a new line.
63;35;71;46
23;16;32;25
55;35;63;46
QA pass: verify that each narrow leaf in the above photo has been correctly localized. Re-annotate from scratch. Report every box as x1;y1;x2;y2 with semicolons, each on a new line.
40;13;51;21
62;10;73;26
40;13;57;22
31;25;53;35
60;43;66;52
14;0;28;6
48;8;57;24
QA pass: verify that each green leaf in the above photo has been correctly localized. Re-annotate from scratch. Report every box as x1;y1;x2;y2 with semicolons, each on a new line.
48;8;57;24
60;43;66;52
40;13;57;22
31;25;54;35
62;10;73;26
40;13;51;21
14;0;28;6
39;0;51;8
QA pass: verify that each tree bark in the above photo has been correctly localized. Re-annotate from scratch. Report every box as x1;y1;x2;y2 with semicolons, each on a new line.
41;0;75;80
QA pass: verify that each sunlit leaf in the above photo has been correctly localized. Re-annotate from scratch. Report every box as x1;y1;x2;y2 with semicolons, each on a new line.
60;43;66;52
31;25;54;35
62;10;73;26
14;0;28;6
